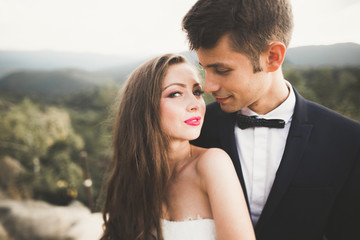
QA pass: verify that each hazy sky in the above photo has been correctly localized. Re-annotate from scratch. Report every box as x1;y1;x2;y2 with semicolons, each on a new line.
0;0;359;57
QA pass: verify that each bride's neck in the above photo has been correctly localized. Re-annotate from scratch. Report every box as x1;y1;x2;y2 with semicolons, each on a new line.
168;141;192;173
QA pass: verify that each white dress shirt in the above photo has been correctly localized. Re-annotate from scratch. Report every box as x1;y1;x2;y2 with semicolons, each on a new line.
234;81;296;226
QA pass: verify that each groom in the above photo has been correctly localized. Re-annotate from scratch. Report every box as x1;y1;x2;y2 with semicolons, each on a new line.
183;0;360;239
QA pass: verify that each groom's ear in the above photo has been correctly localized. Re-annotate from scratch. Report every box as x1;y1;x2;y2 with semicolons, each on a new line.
264;42;286;72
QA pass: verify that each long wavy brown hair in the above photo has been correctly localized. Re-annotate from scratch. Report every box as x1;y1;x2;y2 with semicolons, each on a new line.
101;54;188;240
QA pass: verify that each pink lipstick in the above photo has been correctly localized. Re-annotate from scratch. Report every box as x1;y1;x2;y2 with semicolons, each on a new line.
184;116;202;126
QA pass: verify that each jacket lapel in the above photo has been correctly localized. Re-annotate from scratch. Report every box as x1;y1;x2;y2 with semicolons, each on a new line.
255;90;313;231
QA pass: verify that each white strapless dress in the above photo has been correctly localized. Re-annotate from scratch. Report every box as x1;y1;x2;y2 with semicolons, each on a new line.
161;218;217;240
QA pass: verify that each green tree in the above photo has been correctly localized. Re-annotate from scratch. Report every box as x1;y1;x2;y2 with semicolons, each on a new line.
0;98;85;205
284;67;360;122
284;69;317;101
62;83;120;210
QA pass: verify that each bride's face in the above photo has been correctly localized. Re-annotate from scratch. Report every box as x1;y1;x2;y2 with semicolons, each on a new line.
160;63;206;141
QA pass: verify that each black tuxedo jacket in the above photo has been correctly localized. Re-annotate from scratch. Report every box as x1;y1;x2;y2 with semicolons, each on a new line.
192;89;360;240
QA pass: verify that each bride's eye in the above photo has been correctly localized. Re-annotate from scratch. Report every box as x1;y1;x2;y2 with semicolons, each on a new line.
193;89;204;96
168;91;182;98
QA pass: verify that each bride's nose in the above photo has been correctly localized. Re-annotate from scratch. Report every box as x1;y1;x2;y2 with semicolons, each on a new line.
186;94;201;112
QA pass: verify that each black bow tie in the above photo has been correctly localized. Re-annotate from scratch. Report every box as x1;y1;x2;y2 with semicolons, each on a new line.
236;112;285;130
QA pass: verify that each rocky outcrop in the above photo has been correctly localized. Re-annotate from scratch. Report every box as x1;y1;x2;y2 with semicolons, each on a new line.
0;200;103;240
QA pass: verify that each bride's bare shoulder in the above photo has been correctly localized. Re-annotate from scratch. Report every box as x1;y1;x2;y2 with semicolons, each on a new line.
194;146;228;158
192;146;233;175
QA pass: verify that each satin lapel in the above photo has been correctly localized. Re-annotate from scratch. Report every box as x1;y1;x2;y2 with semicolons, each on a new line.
218;111;250;207
255;90;313;232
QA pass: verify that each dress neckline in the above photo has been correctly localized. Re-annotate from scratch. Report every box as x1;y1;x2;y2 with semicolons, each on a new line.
161;217;214;223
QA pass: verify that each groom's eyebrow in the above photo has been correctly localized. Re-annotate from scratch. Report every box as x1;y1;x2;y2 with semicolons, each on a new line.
199;62;227;69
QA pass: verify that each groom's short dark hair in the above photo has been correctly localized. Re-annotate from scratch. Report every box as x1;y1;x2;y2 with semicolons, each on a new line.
182;0;294;72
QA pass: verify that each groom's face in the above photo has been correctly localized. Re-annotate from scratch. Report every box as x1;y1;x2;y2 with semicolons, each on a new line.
196;34;271;114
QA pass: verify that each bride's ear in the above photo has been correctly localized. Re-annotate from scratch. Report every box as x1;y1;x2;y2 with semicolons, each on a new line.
264;42;286;72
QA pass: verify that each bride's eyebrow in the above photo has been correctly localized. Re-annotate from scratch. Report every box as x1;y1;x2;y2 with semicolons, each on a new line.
163;83;186;90
163;82;201;91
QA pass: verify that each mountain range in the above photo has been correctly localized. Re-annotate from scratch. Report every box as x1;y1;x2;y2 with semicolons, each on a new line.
0;42;359;100
285;42;360;67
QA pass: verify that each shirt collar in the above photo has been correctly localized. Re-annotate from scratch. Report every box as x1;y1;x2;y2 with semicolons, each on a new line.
239;81;295;124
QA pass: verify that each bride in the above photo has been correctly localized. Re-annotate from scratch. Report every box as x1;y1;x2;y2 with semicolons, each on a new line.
100;54;255;240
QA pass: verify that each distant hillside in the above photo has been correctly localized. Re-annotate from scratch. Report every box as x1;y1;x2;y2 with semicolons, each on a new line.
0;69;114;99
97;58;146;84
285;42;360;67
0;50;134;72
0;43;359;101
1;43;359;73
